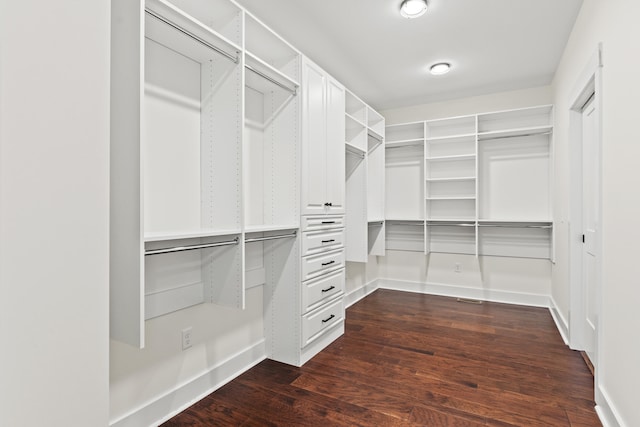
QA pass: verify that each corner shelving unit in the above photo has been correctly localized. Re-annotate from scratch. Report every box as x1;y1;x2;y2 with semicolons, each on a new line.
384;121;425;252
385;105;554;259
344;90;385;262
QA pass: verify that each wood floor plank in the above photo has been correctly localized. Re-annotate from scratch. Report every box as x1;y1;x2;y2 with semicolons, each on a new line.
163;289;600;426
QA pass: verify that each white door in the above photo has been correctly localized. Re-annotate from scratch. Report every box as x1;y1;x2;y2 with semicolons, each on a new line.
325;76;346;214
581;95;598;364
301;59;328;215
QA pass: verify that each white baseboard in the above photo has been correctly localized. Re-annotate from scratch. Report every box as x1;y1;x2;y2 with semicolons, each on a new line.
110;340;267;427
548;295;569;345
378;279;550;308
344;279;380;308
596;385;625;427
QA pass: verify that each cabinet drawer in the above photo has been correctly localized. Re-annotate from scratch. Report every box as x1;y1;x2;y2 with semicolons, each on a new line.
302;215;344;232
302;269;344;313
301;249;344;281
302;297;344;345
302;228;345;256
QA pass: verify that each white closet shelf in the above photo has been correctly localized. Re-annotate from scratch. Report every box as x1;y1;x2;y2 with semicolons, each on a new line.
145;0;241;64
345;142;366;157
244;224;300;234
144;229;242;242
426;154;475;161
425;133;476;142
477;125;552;141
368;219;385;224
425;176;476;182
245;51;299;94
385;138;424;148
368;128;384;142
426;196;476;200
345;112;366;128
385;218;425;223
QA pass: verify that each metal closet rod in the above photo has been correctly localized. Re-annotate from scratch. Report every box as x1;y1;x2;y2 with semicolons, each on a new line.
427;223;475;227
145;237;239;256
478;224;552;229
245;231;297;243
145;9;239;64
478;131;552;142
245;64;298;95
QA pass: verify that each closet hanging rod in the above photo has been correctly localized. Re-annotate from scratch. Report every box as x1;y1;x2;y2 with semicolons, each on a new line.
478;224;552;229
145;237;239;256
245;231;298;243
245;64;297;95
145;9;239;64
427;223;475;227
369;221;384;226
478;131;552;142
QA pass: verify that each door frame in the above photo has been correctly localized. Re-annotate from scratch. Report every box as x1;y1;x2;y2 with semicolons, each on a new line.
568;45;603;373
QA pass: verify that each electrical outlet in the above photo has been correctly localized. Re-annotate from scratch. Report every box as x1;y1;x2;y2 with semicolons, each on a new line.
454;263;462;273
182;327;193;350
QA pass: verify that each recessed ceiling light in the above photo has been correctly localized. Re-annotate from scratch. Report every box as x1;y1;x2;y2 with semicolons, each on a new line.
400;0;428;19
430;62;451;75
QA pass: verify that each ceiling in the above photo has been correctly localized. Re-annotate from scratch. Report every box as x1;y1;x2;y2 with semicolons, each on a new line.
235;0;584;111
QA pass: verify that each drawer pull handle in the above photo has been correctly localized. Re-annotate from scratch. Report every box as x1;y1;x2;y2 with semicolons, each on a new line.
324;202;333;207
321;286;336;293
321;239;335;243
322;314;335;323
321;221;336;224
321;260;336;267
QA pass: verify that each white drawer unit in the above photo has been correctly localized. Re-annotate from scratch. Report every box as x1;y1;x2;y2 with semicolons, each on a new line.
301;215;345;232
301;248;345;281
302;297;344;346
302;269;345;313
301;228;345;256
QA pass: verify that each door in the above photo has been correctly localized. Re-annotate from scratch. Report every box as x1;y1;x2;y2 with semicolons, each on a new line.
325;76;346;214
301;59;327;215
581;95;598;364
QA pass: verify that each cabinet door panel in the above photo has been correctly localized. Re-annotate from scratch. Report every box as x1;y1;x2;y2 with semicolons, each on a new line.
301;60;328;215
325;76;346;213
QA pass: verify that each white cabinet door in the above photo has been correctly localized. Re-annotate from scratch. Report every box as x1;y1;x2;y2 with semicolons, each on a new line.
301;59;328;215
325;76;346;214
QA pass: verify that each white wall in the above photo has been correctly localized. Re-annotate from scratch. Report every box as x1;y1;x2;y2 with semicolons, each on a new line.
552;0;640;425
0;1;111;426
109;286;265;425
343;86;554;305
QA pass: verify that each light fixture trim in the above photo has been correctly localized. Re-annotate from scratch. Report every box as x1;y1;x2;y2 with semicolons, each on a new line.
430;62;451;75
400;0;428;19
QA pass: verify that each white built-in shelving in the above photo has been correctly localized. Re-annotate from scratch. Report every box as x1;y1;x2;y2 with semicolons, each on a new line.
344;90;386;262
384;105;554;260
111;0;306;351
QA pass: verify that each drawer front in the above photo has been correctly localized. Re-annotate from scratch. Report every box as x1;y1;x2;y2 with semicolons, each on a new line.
301;249;344;281
302;215;344;232
302;228;345;256
302;269;345;313
302;297;344;345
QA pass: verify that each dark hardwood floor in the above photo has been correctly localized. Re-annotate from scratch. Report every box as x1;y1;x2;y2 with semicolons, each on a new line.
162;289;600;426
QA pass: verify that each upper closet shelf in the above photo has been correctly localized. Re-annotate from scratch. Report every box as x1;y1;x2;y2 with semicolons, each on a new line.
477;125;552;141
244;12;299;82
145;0;241;64
244;224;299;234
426;154;476;161
245;52;299;95
346;142;366;157
426;133;476;142
346;112;366;128
144;228;242;243
385;138;423;148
